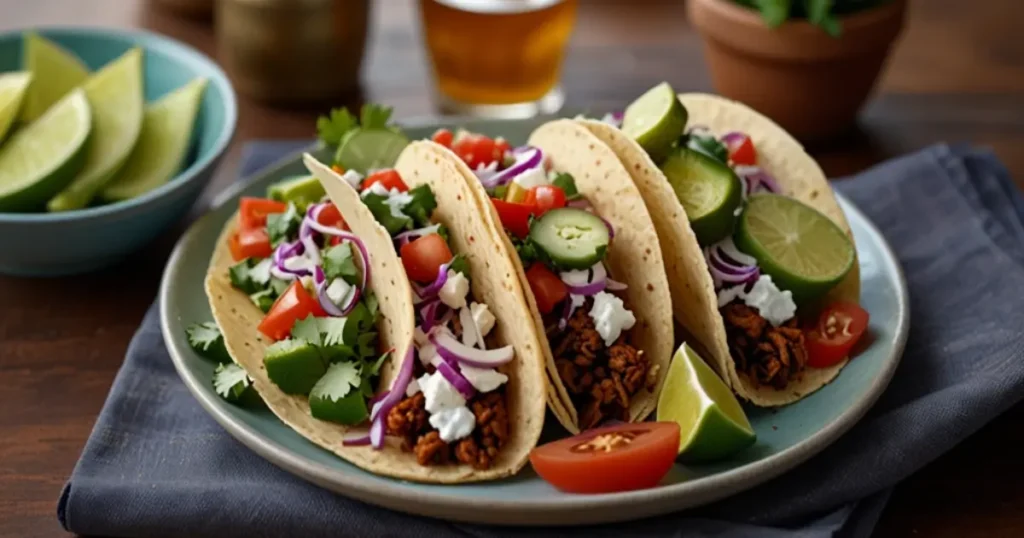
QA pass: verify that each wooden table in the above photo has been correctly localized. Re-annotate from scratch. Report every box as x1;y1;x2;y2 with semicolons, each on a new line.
2;0;1022;536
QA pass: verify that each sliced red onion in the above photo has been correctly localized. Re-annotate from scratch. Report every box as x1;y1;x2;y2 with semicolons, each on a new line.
412;263;450;299
435;360;476;399
393;224;442;248
598;214;615;240
605;278;627;291
317;277;361;317
271;241;310;279
369;417;385;449
479;147;543;189
734;165;780;196
559;263;608;296
716;237;758;267
473;161;500;185
369;346;416;423
418;299;444;332
567;198;591;209
430;329;514;369
342;430;371;446
298;219;322;266
601;111;624;128
459;305;482;349
706;242;759;288
305;218;371;293
557;294;585;331
720;131;747;147
314;266;325;285
368;389;390;408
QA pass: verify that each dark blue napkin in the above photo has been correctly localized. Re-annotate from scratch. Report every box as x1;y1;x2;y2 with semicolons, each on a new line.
59;143;1024;538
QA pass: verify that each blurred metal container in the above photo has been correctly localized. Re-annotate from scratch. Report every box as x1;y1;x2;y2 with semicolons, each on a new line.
216;0;369;105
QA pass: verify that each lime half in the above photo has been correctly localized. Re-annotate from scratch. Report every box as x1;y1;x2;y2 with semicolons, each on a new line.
660;146;742;246
657;343;755;463
20;32;90;123
621;82;688;163
48;48;144;212
334;128;409;174
0;89;91;212
0;72;32;142
734;193;855;305
101;77;207;202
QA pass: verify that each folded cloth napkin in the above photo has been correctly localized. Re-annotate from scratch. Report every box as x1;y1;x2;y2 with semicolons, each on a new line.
59;142;1024;538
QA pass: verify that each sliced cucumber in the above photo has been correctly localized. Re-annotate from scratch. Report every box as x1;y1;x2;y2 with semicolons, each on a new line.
660;146;743;246
334;128;409;174
529;207;610;270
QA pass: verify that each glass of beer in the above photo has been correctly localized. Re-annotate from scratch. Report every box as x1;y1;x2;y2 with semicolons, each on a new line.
419;0;578;118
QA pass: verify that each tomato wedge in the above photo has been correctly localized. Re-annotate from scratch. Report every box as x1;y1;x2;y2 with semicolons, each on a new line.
240;197;288;230
452;132;503;170
525;263;567;315
491;198;534;238
431;128;454;148
805;303;870;368
524;185;567;217
725;134;757;166
530;422;680;494
400;233;453;283
362;169;408;192
231;227;273;260
258;281;326;341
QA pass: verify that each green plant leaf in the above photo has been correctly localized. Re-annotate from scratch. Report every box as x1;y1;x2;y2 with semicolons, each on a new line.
754;0;793;27
316;108;358;146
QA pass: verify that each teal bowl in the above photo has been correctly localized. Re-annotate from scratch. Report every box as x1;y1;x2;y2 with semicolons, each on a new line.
0;27;236;276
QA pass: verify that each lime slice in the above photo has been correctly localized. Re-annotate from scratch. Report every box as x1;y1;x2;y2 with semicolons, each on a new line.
100;77;207;202
0;89;91;212
734;193;855;305
20;32;90;123
621;82;688;163
47;48;144;212
657;343;755;463
0;72;32;142
334;128;409;174
660;146;743;246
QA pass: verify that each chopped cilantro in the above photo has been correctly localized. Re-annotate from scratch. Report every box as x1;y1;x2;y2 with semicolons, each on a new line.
402;185;438;228
213;363;262;407
265;203;301;247
228;259;261;294
362;193;411;235
186;322;231;363
448;254;470;279
550;172;581;200
309;361;369;425
311;361;361;401
511;235;541;266
360;104;394;130
316;107;358;146
269;277;290;296
290;314;322;347
363;290;379;318
250;288;276;313
687;133;728;164
317;316;356;347
359;350;389;396
355;332;378;360
322;243;359;284
249;258;273;286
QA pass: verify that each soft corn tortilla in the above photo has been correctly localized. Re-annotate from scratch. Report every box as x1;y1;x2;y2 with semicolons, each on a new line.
579;93;861;406
204;150;545;483
423;121;675;434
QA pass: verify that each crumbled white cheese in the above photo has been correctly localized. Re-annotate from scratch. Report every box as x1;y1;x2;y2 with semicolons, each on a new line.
417;342;439;367
249;258;273;285
460;365;508;393
362;182;390;198
384;191;413;219
512;166;549;189
340;169;363;189
283;254;316;273
438;270;469;310
470;302;496;338
600;112;622;127
429;406;476;443
588;291;636;346
717;285;746;308
459;306;480;348
418;372;466;414
405;377;421;398
325;278;351;305
743;275;796;326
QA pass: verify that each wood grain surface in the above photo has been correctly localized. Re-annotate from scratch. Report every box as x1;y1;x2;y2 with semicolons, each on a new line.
0;0;1022;536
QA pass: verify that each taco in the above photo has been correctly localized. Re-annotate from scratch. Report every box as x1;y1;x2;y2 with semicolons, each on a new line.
417;122;675;434
579;86;864;406
204;142;546;482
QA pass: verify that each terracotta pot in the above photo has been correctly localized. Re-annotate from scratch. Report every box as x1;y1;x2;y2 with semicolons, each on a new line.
687;0;907;141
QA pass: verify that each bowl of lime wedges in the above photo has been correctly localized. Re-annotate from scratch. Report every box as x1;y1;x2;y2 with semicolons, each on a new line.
0;27;236;276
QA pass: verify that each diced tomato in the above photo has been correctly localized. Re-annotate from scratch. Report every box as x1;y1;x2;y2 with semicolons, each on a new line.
491;198;535;238
361;169;408;192
523;185;567;217
530;422;680;494
331;164;346;175
725;134;757;166
494;137;512;161
400;233;453;283
805;303;870;368
525;263;568;315
452;132;503;170
431;128;454;148
316;202;349;245
258;281;327;341
233;227;273;260
239;197;288;230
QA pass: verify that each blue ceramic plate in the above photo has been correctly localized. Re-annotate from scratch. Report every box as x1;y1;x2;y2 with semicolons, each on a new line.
161;117;909;526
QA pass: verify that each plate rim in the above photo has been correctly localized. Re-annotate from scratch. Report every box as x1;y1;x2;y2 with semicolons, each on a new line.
161;135;909;526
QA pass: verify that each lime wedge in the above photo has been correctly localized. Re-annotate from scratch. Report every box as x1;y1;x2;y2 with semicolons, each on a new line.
20;32;90;123
657;343;755;463
734;193;855;305
334;128;409;174
47;48;144;212
0;72;32;141
660;146;743;246
621;82;688;163
0;89;91;212
101;77;207;202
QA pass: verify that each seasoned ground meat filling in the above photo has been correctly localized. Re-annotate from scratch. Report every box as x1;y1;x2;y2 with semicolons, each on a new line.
554;307;648;430
721;302;807;389
385;387;510;470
